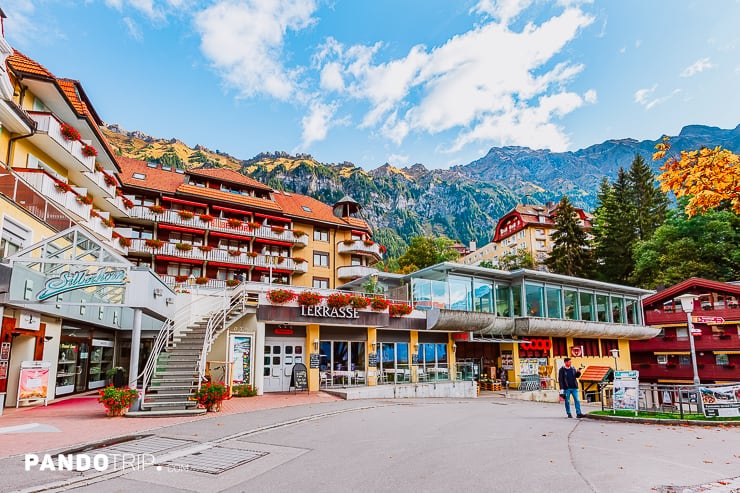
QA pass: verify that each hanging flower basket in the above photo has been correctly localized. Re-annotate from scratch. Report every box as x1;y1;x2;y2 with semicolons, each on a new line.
298;291;322;306
118;237;132;248
267;289;296;304
195;276;209;285
149;205;165;214
177;210;195;220
389;303;413;317
97;385;138;417
327;293;352;309
227;218;242;228
145;239;164;249
60;123;81;141
175;242;193;251
81;144;98;157
370;298;390;311
199;213;215;223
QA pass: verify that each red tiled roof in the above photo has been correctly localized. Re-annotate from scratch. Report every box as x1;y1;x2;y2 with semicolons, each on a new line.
579;366;613;382
642;278;740;306
7;50;54;78
57;79;88;115
188;167;272;191
272;191;371;231
117;157;184;193
177;183;282;211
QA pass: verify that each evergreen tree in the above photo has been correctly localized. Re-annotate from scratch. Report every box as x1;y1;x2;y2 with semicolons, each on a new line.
628;153;668;241
592;170;636;283
544;196;594;277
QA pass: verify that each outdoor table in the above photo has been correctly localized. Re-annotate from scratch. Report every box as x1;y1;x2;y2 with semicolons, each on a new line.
332;370;353;385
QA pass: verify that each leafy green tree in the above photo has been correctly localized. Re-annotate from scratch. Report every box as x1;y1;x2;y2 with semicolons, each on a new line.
631;202;740;288
545;196;593;277
496;250;536;271
628;153;668;241
397;236;459;272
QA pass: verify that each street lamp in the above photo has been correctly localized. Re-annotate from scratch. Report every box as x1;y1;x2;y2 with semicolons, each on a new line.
676;294;701;387
609;348;619;371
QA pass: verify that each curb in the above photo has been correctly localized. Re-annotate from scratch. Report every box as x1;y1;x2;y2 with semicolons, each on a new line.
586;413;740;426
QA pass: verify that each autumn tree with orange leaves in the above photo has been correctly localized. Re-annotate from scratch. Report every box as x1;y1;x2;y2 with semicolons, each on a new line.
653;137;740;216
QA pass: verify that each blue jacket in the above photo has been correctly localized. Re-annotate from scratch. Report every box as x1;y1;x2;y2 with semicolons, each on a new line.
558;366;581;390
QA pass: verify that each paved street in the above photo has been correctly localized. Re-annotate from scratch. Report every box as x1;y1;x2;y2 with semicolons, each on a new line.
1;394;739;493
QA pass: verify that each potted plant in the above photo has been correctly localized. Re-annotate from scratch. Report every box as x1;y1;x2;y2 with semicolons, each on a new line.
101;217;115;228
195;276;209;285
370;297;390;311
225;279;240;287
349;295;370;309
118;237;132;248
199;213;215;223
149;204;165;214
177;210;195;220
145;239;164;249
267;289;296;304
298;291;322;306
82;144;98;157
231;384;258;397
97;385;138;417
227;218;242;228
327;293;351;309
194;381;228;412
175;242;193;251
389;303;413;317
60;123;81;141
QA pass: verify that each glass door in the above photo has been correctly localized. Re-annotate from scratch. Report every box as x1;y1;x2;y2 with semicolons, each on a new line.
56;342;78;396
75;341;89;393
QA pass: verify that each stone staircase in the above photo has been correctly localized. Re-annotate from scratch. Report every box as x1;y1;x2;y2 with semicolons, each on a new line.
129;286;251;417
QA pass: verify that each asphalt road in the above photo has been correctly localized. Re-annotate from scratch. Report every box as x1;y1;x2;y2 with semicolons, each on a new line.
3;395;739;493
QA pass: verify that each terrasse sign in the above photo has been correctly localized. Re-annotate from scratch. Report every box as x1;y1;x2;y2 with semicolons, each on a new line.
37;269;127;301
300;305;360;319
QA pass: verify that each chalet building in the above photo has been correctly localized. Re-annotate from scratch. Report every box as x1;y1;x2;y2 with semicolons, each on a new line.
631;278;740;384
459;203;593;267
115;157;382;290
0;37;169;406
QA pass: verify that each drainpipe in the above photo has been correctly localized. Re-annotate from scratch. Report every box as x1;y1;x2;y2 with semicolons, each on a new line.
4;84;34;169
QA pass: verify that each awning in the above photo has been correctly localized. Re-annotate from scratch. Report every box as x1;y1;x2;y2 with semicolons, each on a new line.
163;196;207;208
469;337;523;343
579;366;613;382
254;212;291;222
155;255;203;265
253;267;292;274
713;351;740;355
209;231;249;241
212;205;252;216
657;379;694;384
158;224;205;235
654;351;691;355
254;238;292;247
207;261;245;268
351;229;368;236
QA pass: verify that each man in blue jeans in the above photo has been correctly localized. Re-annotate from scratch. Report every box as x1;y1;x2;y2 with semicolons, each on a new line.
558;358;585;418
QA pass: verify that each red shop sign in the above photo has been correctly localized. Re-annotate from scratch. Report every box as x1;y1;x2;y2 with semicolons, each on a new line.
520;338;552;351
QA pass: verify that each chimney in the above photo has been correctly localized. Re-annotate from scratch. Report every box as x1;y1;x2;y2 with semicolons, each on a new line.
469;241;476;252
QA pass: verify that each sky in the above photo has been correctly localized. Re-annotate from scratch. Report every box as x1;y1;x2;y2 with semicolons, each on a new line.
5;0;740;170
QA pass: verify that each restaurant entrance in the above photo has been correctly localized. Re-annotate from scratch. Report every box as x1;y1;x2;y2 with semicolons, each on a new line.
263;337;305;392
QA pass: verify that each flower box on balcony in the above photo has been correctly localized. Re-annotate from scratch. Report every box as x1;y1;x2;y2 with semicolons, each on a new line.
198;245;214;253
379;245;387;254
145;239;164;249
293;257;307;263
246;251;259;258
227;218;242;228
175;243;193;252
343;239;355;245
195;276;209;285
175;275;189;283
370;298;390;311
101;218;115;228
363;240;375;246
121;197;134;209
228;250;242;257
293;229;307;237
177;210;195;220
77;193;93;205
327;293;352;309
298;291;322;306
267;289;296;304
104;174;117;187
95;162;104;172
349;295;370;309
60;123;81;141
225;279;240;287
82;144;98;157
248;221;262;229
118;237;132;248
277;256;286;264
55;181;72;193
199;214;215;223
149;205;165;214
271;225;285;234
389;303;413;317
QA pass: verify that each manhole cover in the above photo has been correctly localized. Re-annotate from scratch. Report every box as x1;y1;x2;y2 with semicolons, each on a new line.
96;436;195;456
163;447;268;474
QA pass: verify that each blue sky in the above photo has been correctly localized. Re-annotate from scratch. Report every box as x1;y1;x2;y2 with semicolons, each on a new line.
6;1;740;170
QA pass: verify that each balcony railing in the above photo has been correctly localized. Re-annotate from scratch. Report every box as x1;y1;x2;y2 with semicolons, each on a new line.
337;265;379;280
81;169;116;199
28;112;96;172
83;215;113;241
14;169;91;221
337;240;383;259
128;206;306;245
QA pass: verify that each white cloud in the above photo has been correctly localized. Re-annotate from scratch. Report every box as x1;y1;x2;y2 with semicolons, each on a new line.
300;100;336;148
2;0;41;46
583;89;597;103
471;0;533;26
680;57;714;77
194;0;318;100
123;17;144;41
387;153;410;167
634;84;680;110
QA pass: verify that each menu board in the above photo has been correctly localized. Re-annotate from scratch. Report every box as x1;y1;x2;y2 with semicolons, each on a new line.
309;353;320;369
291;363;308;391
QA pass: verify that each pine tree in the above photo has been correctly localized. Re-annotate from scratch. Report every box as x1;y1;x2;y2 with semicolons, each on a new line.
628;154;668;241
544;196;593;277
593;170;637;283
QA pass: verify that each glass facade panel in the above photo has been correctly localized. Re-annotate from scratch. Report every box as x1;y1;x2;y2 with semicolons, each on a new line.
596;294;609;322
545;286;563;319
511;284;523;316
580;292;594;321
431;280;449;309
564;289;578;320
611;296;625;324
495;284;511;317
473;279;493;312
351;342;365;371
525;283;545;317
626;299;640;324
449;277;472;311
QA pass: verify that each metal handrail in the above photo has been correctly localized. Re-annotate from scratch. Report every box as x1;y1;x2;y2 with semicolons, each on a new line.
138;317;174;404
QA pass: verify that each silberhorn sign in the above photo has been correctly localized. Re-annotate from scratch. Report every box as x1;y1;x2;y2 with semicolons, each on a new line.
37;269;127;301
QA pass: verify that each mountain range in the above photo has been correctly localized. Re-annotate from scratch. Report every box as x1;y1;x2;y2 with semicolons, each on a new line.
102;123;740;258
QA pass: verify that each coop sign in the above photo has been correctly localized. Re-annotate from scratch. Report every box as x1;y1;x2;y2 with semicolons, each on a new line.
37;269;126;301
300;305;360;319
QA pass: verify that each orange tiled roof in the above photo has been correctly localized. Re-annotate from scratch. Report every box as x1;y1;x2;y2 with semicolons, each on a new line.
117;157;184;193
188;167;272;191
273;191;372;231
57;79;89;117
579;366;613;382
177;183;282;211
7;50;54;78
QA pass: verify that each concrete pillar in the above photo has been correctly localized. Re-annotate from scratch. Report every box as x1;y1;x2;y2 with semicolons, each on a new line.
254;322;265;395
449;333;457;381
